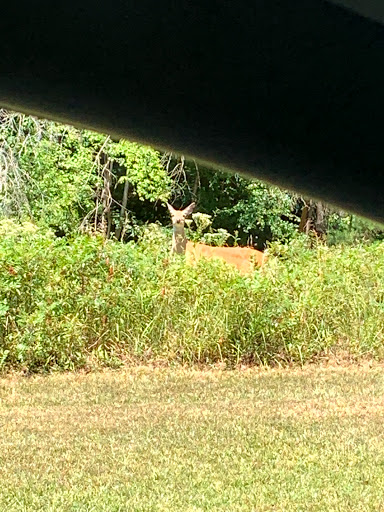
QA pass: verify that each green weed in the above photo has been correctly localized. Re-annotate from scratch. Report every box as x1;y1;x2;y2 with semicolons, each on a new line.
0;223;383;371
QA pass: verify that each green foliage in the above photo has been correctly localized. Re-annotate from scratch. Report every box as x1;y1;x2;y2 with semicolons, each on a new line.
21;125;98;232
260;238;384;362
3;110;384;249
0;224;383;372
0;111;171;236
186;212;233;246
168;162;298;247
221;180;298;245
112;140;171;203
327;211;384;245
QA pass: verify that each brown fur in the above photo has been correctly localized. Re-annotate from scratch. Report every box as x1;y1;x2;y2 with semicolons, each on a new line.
186;241;265;275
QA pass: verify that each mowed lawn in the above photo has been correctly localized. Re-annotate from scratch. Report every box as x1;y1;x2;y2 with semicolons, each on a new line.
1;366;384;511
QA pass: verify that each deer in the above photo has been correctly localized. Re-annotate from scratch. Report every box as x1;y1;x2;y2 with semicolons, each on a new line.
167;202;196;254
167;202;266;274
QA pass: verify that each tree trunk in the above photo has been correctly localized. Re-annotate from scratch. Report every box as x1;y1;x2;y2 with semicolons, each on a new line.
299;204;310;233
192;161;200;197
298;199;327;239
100;157;112;238
314;201;326;237
115;178;129;240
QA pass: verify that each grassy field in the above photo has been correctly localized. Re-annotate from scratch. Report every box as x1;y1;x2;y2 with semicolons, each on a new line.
1;366;384;511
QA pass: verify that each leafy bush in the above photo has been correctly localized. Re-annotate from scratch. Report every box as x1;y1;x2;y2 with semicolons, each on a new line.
186;212;233;246
0;223;383;372
255;239;384;363
327;212;384;246
173;164;298;247
0;112;172;237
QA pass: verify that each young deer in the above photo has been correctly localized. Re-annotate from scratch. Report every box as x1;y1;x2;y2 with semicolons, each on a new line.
167;202;265;274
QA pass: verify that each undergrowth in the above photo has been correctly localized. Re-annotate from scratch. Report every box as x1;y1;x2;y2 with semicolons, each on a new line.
0;220;383;372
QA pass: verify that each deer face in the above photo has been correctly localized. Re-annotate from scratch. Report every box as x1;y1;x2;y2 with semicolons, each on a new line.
167;203;196;228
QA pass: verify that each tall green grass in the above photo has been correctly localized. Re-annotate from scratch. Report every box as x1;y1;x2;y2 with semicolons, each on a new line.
0;221;383;371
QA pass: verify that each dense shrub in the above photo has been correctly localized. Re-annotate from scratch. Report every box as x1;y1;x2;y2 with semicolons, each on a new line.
0;222;383;372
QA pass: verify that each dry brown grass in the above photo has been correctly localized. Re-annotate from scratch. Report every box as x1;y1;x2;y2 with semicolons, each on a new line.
1;366;384;511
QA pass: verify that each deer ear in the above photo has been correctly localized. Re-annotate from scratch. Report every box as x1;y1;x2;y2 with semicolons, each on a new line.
182;202;196;217
167;203;176;214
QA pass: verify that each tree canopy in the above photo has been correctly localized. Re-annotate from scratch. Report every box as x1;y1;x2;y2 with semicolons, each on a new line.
0;109;382;246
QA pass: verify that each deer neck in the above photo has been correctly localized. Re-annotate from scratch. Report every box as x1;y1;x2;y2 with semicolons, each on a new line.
172;223;187;254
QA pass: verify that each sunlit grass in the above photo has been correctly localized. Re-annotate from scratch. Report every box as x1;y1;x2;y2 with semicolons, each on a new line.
2;229;384;371
1;366;384;511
